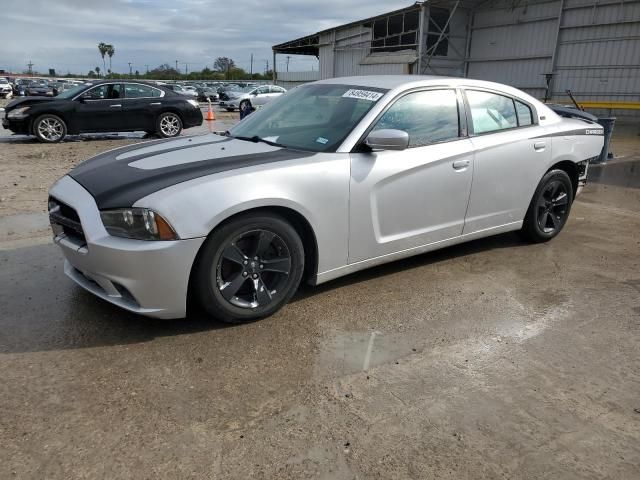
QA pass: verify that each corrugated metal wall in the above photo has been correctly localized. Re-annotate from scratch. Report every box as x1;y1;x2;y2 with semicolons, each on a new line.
276;71;320;90
467;0;640;117
319;23;413;78
420;6;470;77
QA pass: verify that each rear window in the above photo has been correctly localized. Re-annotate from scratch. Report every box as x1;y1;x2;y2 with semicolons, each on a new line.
466;90;518;134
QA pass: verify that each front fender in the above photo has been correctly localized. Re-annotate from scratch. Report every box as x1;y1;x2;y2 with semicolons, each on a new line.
135;154;351;275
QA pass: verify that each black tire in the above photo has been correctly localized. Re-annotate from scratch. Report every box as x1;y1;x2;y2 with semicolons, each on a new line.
240;99;252;111
33;114;67;143
193;213;305;323
521;169;574;242
156;112;183;138
225;107;234;112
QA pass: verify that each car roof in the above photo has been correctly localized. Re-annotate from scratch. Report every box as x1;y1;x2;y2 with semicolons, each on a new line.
314;75;551;114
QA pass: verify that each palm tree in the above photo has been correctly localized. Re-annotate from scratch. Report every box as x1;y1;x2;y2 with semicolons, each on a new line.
95;66;101;77
106;44;115;75
98;42;107;77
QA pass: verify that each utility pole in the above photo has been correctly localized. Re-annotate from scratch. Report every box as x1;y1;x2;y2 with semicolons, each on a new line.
27;60;33;75
128;62;133;77
184;63;188;75
264;60;269;75
175;60;179;72
250;53;253;79
145;65;149;74
286;56;290;72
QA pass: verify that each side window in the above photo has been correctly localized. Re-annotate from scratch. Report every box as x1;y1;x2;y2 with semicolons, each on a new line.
515;100;533;127
466;90;518;134
84;84;122;100
270;86;285;94
257;86;270;95
372;89;460;147
124;84;161;98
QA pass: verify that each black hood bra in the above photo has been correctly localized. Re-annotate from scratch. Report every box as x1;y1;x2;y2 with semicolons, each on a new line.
70;136;314;209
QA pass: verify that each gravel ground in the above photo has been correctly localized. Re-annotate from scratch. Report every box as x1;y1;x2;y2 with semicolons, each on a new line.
0;98;639;479
0;99;238;218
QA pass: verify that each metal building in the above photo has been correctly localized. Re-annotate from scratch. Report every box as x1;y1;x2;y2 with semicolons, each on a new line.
272;0;640;118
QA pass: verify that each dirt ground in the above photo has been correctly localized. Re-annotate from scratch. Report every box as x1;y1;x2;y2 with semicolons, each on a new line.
1;99;639;479
0;99;238;219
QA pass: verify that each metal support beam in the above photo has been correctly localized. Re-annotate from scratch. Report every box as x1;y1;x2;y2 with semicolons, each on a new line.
423;0;460;73
547;0;566;102
272;50;276;84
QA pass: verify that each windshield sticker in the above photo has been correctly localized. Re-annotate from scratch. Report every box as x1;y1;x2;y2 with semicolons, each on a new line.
342;89;384;101
315;137;329;145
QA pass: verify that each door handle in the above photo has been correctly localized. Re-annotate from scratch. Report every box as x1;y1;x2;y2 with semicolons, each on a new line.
150;102;161;106
110;104;122;108
452;159;470;170
534;141;546;151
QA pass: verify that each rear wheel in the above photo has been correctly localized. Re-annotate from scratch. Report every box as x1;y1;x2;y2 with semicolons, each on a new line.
521;169;573;242
156;112;182;138
194;213;305;323
33;114;67;143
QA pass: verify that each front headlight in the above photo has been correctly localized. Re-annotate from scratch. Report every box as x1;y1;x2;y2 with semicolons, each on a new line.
100;208;178;241
7;106;30;119
187;99;200;108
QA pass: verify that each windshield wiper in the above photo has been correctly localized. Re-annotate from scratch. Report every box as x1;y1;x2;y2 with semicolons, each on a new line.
232;135;284;148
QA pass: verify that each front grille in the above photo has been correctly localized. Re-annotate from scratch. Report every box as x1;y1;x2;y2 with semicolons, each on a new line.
48;196;85;243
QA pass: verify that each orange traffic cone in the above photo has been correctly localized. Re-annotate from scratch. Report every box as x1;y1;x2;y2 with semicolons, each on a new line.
205;99;215;121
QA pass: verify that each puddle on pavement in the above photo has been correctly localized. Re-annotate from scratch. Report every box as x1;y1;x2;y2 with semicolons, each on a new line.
314;330;418;377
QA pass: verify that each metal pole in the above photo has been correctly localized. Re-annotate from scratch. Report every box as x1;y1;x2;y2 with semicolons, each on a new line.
250;53;253;79
272;50;276;84
417;2;426;74
423;0;460;73
548;0;566;103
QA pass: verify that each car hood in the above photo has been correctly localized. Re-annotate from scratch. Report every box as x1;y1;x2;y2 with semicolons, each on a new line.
5;96;56;110
69;134;314;209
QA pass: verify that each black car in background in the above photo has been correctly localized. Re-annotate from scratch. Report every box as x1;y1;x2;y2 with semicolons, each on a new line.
25;81;55;97
2;81;203;142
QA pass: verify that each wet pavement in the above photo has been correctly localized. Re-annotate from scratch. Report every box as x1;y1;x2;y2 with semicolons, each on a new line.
1;146;640;478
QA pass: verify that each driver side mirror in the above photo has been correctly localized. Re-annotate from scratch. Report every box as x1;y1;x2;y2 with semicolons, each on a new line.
365;129;409;151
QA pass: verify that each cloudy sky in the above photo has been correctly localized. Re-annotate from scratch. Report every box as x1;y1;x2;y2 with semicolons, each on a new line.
2;0;410;76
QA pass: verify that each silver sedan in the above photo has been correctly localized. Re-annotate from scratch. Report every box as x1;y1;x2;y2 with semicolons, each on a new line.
48;76;604;322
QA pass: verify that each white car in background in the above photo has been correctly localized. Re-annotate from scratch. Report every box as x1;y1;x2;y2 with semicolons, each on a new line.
0;77;13;98
220;85;286;111
168;84;198;98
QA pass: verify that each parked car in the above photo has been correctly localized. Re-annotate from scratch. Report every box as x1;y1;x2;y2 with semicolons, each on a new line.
47;76;604;322
0;77;12;98
25;81;55;97
217;84;243;101
167;84;198;98
219;85;286;111
2;80;203;142
196;87;218;102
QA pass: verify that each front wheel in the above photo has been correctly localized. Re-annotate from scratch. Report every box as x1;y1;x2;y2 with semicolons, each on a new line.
193;213;305;323
156;112;183;138
33;114;67;143
521;169;574;242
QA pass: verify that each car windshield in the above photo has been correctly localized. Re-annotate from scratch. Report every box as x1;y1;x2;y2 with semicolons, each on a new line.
229;83;388;152
55;84;91;99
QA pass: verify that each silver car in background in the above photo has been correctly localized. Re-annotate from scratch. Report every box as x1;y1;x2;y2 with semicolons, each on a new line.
48;76;604;322
220;84;286;111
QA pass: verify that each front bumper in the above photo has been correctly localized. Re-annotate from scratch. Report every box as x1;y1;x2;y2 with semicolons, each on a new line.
49;175;205;319
2;116;30;133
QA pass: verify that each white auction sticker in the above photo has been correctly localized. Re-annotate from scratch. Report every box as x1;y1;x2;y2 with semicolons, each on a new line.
342;89;384;101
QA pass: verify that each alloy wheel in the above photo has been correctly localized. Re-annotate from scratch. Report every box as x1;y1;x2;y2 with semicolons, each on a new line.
216;229;291;309
37;118;64;142
536;180;569;233
159;114;181;136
